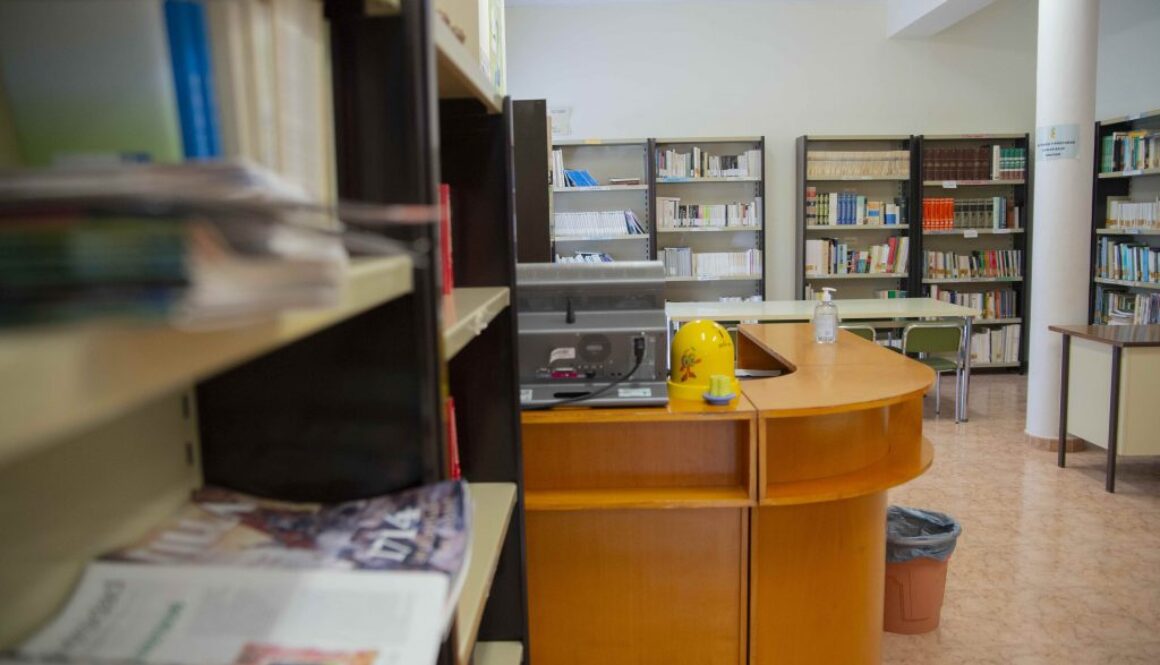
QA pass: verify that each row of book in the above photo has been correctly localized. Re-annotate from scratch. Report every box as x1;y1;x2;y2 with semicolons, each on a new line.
0;163;403;327
806;189;906;226
874;289;908;298
719;295;763;303
1105;197;1160;231
1095;237;1159;283
556;251;615;264
804;237;909;276
970;324;1021;364
922;197;1020;230
13;480;469;665
656;197;761;228
1100;129;1160;173
554;210;645;238
0;0;335;202
923;145;1026;181
662;248;762;278
1093;287;1160;324
928;286;1019;320
806;151;909;179
656;148;762;179
924;250;1023;280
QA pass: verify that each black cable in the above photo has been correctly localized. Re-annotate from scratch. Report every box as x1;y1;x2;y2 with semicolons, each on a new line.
524;338;647;411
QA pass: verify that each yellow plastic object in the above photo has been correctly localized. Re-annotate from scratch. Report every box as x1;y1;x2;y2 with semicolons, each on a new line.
668;320;740;401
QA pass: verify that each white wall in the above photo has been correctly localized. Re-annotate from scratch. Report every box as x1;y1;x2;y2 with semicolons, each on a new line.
1095;0;1160;120
506;0;1039;298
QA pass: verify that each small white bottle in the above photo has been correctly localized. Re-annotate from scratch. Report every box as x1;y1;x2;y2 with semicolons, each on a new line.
814;287;839;344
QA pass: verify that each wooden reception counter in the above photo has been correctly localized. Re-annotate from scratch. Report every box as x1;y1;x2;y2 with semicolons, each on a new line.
521;324;934;665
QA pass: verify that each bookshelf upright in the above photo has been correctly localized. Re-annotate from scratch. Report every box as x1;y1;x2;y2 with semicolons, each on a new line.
654;136;767;302
1089;108;1160;325
0;2;528;664
916;134;1033;370
551;138;653;263
795;135;917;301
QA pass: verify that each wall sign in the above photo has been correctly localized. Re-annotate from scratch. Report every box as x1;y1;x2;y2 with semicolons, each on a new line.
549;106;572;137
1036;124;1080;160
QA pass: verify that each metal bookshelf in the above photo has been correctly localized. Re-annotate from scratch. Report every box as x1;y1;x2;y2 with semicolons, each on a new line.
795;135;917;301
916;133;1033;372
654;136;767;302
1089;108;1160;324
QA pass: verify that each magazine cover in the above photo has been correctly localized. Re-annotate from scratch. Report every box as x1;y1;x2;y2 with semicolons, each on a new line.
107;480;470;578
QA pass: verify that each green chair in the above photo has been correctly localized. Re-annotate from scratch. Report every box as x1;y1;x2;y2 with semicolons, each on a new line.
839;323;877;342
902;322;964;421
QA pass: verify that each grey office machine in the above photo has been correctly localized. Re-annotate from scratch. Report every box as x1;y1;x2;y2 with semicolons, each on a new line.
516;261;669;408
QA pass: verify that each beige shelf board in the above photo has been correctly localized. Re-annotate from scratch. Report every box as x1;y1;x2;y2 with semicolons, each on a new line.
922;179;1025;186
923;228;1024;236
552;185;647;192
0;255;412;468
805;224;909;231
435;18;503;114
457;483;517;665
553;138;647;146
443;287;510;360
1099;108;1160;125
975;318;1022;325
656;176;761;183
665;275;762;282
1094;277;1160;290
472;642;524;665
805;273;908;280
658;226;764;233
806;175;910;181
923;276;1023;284
1098;167;1160;179
1096;228;1160;236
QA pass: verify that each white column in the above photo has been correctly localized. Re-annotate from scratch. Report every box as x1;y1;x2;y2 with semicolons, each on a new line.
1025;0;1099;438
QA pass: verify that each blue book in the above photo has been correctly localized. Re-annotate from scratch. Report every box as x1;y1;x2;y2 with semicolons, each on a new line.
164;0;220;159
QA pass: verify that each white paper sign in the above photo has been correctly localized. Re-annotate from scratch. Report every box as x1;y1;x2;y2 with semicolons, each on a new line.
1037;124;1080;160
964;230;979;239
549;107;572;137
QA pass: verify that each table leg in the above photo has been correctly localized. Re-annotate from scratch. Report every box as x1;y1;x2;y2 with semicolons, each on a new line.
1058;334;1071;468
1106;346;1122;493
959;316;972;423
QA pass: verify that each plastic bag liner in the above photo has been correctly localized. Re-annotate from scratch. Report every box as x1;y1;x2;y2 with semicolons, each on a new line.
886;506;962;563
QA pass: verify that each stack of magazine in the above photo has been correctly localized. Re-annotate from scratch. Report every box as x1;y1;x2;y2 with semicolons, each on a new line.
8;480;471;665
0;162;406;328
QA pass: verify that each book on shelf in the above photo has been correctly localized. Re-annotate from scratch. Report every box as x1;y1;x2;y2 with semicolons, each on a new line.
662;247;761;278
1095;237;1160;283
16;481;470;665
806;188;905;226
1105;197;1160;231
656;147;762;179
970;324;1021;364
923;249;1022;279
554;210;645;237
1093;286;1160;324
806;150;909;179
657;196;761;229
804;237;909;276
719;295;763;303
0;0;336;202
1100;129;1160;173
923;196;1019;230
928;286;1018;320
608;177;642;185
550;149;603;187
556;250;615;264
923;145;1026;181
875;289;908;299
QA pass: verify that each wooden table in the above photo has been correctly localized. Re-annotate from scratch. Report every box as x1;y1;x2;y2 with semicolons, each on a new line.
667;298;980;421
521;324;934;665
1050;324;1160;492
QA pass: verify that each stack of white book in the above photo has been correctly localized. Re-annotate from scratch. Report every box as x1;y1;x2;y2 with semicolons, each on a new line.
970;324;1021;364
554;210;645;237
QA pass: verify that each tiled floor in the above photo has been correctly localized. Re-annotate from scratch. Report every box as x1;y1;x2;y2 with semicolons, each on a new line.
884;373;1160;664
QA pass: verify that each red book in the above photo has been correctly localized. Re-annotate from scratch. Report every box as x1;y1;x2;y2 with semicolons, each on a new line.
439;183;454;296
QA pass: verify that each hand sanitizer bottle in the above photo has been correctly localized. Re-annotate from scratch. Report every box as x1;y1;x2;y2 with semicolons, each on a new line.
814;287;838;344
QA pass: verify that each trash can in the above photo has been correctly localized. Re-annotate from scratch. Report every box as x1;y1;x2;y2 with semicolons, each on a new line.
884;506;962;634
